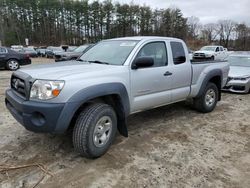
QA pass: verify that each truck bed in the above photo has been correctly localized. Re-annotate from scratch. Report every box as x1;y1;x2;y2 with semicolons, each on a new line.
189;60;229;97
191;59;227;64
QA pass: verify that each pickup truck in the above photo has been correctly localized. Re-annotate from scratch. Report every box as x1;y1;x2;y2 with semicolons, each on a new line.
5;37;229;158
193;45;228;60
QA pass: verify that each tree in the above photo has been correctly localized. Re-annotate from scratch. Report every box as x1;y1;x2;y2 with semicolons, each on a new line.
187;16;201;39
218;20;236;48
201;23;219;43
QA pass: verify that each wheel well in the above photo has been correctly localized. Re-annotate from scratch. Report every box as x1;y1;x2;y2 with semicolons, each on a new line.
68;94;128;137
209;76;221;100
7;58;19;63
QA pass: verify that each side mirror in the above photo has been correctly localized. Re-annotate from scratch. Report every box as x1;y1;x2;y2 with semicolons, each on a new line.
132;56;154;69
174;56;186;64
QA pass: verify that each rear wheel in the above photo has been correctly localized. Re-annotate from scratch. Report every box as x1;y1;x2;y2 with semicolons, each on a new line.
6;59;20;71
193;82;218;113
211;56;215;60
73;103;117;158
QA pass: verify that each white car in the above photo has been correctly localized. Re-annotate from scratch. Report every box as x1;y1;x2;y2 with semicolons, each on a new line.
11;45;24;52
193;46;228;60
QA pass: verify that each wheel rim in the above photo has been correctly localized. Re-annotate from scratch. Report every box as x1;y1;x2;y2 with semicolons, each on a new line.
205;89;216;107
8;60;18;70
93;116;112;147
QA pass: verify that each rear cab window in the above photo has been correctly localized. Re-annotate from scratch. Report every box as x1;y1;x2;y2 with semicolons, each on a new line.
170;41;186;65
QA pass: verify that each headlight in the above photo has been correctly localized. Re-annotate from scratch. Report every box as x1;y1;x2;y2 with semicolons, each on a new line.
30;80;65;100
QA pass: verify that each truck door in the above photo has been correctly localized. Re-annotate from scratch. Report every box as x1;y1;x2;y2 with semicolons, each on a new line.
130;41;172;113
219;46;226;59
215;47;221;60
169;41;192;102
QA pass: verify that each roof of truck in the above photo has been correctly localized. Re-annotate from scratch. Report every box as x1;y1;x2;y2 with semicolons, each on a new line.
107;36;182;42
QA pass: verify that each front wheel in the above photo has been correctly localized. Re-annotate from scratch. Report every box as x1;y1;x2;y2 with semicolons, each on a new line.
6;59;20;71
193;82;218;113
73;103;117;158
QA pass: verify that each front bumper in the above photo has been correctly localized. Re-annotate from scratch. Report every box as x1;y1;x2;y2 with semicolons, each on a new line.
223;79;250;93
5;89;68;133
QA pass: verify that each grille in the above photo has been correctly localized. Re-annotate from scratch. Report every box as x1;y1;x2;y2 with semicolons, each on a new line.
194;53;205;57
11;76;27;98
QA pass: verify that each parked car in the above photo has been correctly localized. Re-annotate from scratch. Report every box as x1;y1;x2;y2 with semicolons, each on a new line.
55;44;94;62
11;45;24;52
5;36;229;158
0;47;31;70
223;52;250;93
36;48;46;57
67;46;78;52
22;47;38;57
45;46;64;58
193;45;228;60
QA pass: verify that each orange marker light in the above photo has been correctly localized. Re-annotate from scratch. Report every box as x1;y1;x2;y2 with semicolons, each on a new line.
52;89;60;96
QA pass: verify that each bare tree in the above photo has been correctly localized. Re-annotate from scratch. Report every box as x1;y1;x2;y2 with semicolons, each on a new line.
201;23;219;43
187;16;201;39
218;20;236;47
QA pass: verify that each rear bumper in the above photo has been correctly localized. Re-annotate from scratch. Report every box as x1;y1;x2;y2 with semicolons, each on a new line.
223;80;250;93
5;89;71;133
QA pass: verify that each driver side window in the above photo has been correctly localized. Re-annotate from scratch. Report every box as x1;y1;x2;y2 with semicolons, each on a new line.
136;42;168;67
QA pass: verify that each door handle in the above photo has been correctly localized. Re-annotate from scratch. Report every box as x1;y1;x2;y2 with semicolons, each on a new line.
164;71;172;76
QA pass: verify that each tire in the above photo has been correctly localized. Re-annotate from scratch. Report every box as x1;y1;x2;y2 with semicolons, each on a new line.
193;82;218;113
73;103;117;158
6;59;20;71
211;56;215;60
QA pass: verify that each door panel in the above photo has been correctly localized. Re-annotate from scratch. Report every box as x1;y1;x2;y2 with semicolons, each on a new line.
130;41;172;113
169;63;192;101
130;67;172;112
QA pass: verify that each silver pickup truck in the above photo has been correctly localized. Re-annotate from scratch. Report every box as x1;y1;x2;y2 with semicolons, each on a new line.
5;37;229;158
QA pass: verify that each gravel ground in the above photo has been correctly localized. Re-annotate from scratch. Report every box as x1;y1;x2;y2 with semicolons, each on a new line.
0;58;250;188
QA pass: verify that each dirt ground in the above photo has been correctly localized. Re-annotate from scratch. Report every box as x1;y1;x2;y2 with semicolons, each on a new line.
0;58;250;188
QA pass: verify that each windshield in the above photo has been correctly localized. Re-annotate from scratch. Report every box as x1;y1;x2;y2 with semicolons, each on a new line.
200;46;216;51
79;40;139;65
228;56;250;67
74;45;88;52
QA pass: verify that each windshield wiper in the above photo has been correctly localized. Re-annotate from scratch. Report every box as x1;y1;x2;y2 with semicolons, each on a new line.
88;60;110;65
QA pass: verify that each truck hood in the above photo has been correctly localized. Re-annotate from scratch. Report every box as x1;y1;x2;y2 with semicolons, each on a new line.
195;50;214;55
229;66;250;78
19;61;121;80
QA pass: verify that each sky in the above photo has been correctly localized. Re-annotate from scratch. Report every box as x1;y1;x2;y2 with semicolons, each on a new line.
108;0;250;25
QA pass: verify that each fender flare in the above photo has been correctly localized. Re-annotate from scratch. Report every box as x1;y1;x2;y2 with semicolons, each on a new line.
55;83;130;137
196;69;223;100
